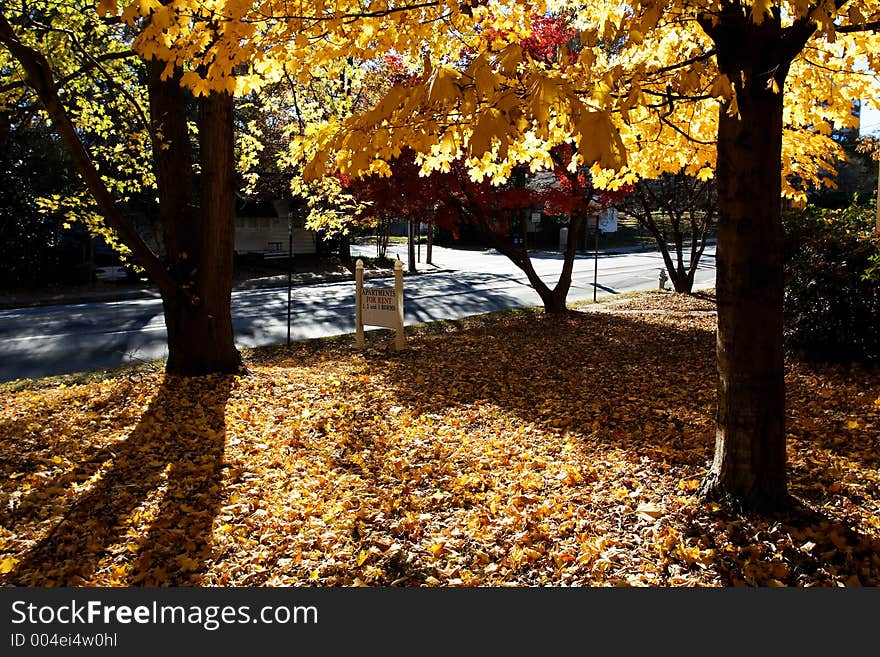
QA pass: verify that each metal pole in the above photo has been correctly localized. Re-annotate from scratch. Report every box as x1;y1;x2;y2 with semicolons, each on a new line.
287;212;293;346
593;217;599;303
875;142;879;231
407;219;415;272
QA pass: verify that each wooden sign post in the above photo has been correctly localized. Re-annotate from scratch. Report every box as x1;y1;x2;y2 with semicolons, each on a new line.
355;259;405;350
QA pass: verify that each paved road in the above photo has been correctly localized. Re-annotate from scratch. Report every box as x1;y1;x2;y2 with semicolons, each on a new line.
0;245;715;381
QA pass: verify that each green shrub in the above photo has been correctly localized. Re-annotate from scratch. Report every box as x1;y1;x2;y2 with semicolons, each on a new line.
783;200;880;364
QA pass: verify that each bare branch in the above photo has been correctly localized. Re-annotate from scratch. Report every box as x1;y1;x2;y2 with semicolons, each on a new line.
0;49;135;95
648;49;717;76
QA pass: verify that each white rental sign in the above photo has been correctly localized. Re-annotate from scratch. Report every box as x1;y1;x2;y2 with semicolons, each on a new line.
355;259;406;350
362;286;396;327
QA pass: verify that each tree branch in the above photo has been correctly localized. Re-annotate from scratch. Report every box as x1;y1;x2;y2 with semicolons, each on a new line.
836;19;880;33
660;115;717;146
648;49;717;76
0;12;176;295
0;49;135;94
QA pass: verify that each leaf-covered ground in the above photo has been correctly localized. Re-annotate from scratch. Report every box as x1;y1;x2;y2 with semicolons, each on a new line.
1;291;878;586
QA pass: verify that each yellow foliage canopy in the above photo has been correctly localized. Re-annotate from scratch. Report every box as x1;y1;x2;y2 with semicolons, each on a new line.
98;0;878;196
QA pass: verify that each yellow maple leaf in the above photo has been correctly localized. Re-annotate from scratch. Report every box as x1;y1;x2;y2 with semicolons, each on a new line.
0;556;19;574
636;502;663;521
356;549;369;566
175;555;199;572
96;0;118;16
709;74;733;99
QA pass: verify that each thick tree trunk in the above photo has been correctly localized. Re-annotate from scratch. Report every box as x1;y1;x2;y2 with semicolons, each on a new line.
147;63;241;375
700;57;789;509
174;90;240;375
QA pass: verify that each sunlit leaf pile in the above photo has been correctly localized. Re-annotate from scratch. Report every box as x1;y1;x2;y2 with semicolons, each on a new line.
1;292;878;586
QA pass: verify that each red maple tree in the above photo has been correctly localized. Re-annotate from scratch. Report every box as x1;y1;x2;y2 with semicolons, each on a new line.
345;145;628;313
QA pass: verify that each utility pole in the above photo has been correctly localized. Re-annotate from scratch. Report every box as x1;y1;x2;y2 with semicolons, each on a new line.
593;216;599;303
426;221;433;265
407;219;416;273
287;211;293;346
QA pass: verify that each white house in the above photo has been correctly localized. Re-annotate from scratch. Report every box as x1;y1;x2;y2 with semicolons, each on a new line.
234;198;317;256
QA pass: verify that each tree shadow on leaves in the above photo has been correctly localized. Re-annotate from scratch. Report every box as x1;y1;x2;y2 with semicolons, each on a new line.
368;310;879;585
376;310;719;468
785;362;880;473
688;502;880;586
4;375;232;586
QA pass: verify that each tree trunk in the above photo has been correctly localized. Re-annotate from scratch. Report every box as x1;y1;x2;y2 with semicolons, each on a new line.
338;232;353;271
3;15;243;376
376;219;390;259
700;51;789;509
632;176;714;295
180;90;240;375
491;217;580;315
147;63;241;376
550;215;583;311
538;287;570;314
0;14;174;292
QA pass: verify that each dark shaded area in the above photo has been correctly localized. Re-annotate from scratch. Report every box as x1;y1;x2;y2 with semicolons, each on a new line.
377;310;719;467
0;123;81;289
807;129;876;210
0;375;231;585
362;309;879;585
783;202;880;364
683;502;880;587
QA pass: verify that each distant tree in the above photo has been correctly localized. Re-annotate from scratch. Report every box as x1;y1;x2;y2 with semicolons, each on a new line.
237;56;413;271
347;146;627;313
625;172;716;294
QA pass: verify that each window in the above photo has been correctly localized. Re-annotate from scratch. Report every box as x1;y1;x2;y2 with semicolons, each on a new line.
267;242;283;252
